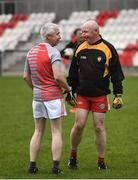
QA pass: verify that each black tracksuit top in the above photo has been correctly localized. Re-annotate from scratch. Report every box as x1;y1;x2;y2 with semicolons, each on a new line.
68;38;125;97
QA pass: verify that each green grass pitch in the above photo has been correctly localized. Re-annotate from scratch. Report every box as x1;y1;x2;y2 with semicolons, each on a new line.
0;76;138;179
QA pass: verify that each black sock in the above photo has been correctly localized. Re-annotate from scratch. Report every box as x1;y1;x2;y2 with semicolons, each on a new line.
53;160;59;168
30;161;36;167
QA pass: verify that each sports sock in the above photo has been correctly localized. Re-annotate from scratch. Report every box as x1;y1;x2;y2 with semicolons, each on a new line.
29;161;36;167
53;160;60;168
70;149;77;158
98;157;105;163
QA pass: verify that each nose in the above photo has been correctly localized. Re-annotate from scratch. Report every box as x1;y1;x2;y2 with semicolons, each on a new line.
81;33;85;38
58;34;61;40
81;31;85;36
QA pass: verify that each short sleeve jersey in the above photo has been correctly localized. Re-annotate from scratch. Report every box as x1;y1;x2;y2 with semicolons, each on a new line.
24;42;63;101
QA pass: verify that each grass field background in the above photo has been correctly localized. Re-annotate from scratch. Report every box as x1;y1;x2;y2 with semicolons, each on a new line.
0;76;138;179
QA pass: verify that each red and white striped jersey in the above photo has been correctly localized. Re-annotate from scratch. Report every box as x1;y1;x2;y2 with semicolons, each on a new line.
24;42;63;101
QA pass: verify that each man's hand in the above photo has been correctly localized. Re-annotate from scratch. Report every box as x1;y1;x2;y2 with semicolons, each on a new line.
65;90;77;107
112;94;123;109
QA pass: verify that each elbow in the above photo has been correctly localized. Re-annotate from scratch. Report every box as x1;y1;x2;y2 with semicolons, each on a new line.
55;76;60;84
54;74;63;85
23;73;29;82
54;73;61;81
23;74;27;81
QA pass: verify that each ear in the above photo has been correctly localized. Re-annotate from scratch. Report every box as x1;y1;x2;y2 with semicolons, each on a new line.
46;34;51;40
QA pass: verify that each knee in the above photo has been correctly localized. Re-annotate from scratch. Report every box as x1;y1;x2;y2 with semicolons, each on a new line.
34;129;43;137
95;125;105;135
74;122;85;132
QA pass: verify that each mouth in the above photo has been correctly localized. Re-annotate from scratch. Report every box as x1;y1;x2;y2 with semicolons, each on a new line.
83;37;88;41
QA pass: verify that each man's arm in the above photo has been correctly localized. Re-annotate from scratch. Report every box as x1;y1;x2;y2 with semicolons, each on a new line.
23;71;33;89
52;62;77;107
67;55;79;93
52;62;71;92
23;58;33;89
109;45;124;109
109;45;125;94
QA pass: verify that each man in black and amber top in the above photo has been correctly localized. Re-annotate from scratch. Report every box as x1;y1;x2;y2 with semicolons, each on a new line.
67;20;124;170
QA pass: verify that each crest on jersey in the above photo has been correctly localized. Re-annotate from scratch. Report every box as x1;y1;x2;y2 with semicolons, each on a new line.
97;56;102;62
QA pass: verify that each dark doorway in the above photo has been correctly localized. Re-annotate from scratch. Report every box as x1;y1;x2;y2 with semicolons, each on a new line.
5;2;15;14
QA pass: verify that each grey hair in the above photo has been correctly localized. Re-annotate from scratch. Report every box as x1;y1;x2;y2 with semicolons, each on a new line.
40;22;59;41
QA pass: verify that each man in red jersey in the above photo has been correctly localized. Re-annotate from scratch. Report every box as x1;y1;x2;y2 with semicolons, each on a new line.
23;22;71;174
67;20;124;170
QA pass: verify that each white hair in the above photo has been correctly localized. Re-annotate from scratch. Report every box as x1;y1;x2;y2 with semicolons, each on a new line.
40;22;59;41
